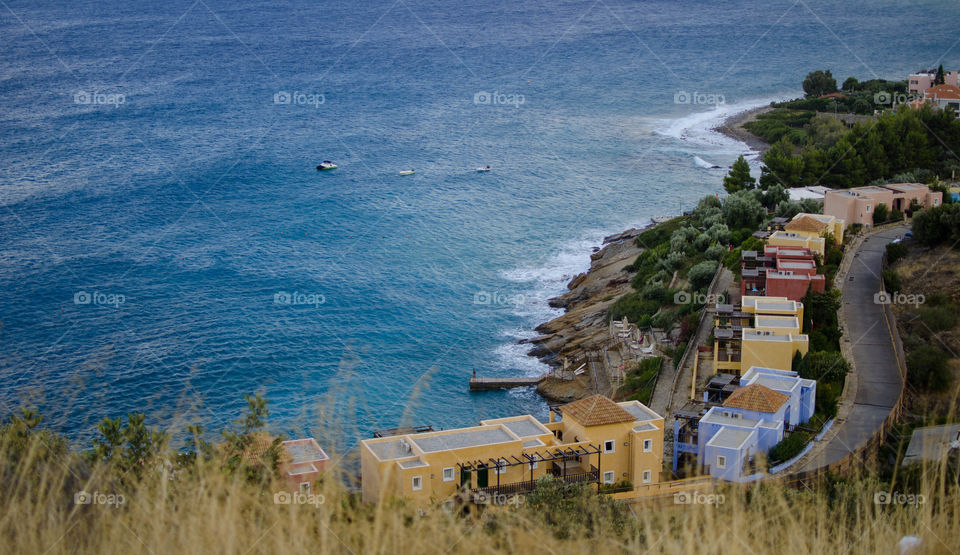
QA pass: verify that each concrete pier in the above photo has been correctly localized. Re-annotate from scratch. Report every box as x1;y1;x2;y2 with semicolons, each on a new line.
469;376;544;391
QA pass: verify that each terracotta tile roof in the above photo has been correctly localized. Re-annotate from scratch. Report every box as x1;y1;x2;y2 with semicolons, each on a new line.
723;384;789;413
785;215;829;234
925;84;960;101
561;395;635;426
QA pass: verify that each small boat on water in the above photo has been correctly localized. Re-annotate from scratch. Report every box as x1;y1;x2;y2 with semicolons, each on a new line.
476;165;491;172
316;161;338;170
399;170;415;175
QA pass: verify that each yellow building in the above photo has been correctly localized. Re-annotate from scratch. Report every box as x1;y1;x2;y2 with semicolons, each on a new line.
767;213;844;256
713;296;808;375
359;395;664;506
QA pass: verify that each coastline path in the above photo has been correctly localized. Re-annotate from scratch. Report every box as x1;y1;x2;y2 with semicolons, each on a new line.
792;224;908;473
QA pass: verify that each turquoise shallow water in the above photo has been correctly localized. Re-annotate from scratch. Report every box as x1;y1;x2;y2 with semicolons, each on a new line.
1;0;958;449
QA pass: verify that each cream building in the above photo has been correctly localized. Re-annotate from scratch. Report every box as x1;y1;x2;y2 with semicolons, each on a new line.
359;395;664;506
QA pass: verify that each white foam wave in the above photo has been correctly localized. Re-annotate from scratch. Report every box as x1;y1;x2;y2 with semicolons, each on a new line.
656;95;790;153
694;155;722;169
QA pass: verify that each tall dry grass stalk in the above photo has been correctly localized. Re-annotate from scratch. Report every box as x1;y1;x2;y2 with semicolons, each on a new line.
1;420;958;555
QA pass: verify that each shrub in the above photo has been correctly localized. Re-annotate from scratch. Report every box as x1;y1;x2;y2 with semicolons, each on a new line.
907;345;952;391
885;242;908;265
768;431;811;464
797;351;850;383
705;244;725;261
882;269;901;293
687;261;719;290
919;305;957;333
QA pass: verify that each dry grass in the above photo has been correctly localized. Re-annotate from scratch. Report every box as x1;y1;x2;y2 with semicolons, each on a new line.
1;427;959;555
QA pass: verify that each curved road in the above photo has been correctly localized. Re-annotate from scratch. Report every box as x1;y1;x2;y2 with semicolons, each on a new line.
796;225;907;473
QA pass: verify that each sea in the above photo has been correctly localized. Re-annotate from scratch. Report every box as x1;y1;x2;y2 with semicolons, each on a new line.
1;0;958;452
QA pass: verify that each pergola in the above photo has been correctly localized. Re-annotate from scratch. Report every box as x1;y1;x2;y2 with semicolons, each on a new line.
456;444;604;498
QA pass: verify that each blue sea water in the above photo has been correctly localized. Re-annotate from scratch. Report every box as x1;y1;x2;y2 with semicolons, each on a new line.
1;0;958;451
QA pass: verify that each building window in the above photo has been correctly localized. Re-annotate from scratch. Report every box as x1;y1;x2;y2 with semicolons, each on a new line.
529;461;538;470
442;467;455;482
643;439;652;452
604;440;615;453
866;205;871;213
412;476;422;491
299;482;310;495
494;459;507;475
642;470;652;483
603;471;615;484
717;456;726;469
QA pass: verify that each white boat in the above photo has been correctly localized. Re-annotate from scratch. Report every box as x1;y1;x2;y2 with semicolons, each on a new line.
476;165;491;172
399;170;415;175
316;161;337;170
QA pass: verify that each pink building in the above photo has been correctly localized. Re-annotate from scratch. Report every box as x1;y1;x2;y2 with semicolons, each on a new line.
279;438;330;494
824;183;942;228
908;71;959;95
741;246;825;301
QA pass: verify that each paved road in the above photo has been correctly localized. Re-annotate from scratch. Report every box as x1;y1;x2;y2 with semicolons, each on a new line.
796;225;907;473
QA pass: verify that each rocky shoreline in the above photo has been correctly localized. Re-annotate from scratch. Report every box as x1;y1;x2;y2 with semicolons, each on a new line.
523;226;648;403
525;107;773;405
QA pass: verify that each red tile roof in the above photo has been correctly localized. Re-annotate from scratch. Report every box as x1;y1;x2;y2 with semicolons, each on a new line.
925;84;960;101
723;384;789;413
561;395;635;426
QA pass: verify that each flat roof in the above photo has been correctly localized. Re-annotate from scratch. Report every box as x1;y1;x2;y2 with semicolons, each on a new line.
743;329;794;342
368;439;413;461
633;422;658;433
779;261;815;269
754;316;799;328
523;438;545;448
283;439;329;463
398;458;428;469
411;427;516;453
751;375;799;391
708;427;755;449
500;418;549;438
618;400;662;422
701;407;762;429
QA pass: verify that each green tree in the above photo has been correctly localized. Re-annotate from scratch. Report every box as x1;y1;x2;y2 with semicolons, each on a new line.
221;394;284;485
842;76;859;92
90;413;169;481
687;260;719;290
723;155;756;193
872;203;888;225
803;70;838;97
935;64;945;86
722;191;766;229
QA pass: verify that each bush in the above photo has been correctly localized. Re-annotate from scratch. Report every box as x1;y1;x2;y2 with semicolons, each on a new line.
797;351;850;383
687;261;719;290
882;269;901;293
607;293;659;325
919;305;957;332
705;244;725;261
723;191;766;230
872;203;889;224
907;345;952;391
768;431;811;464
885;242;908;264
